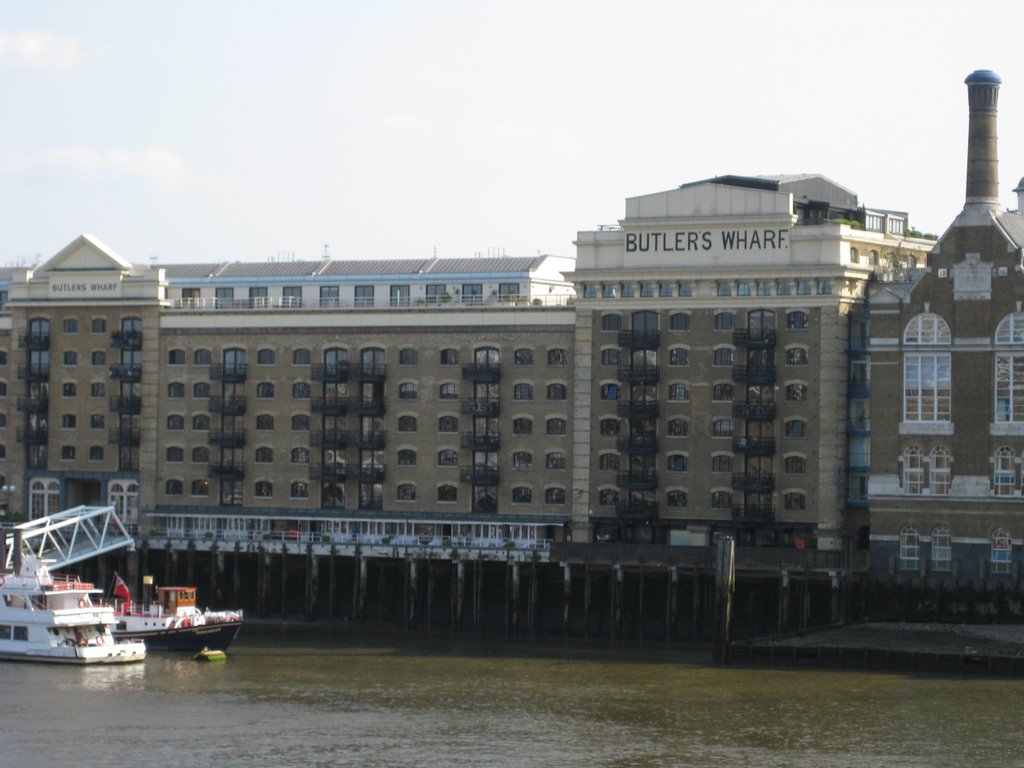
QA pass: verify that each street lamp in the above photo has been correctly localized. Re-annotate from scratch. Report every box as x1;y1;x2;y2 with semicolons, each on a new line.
0;484;14;516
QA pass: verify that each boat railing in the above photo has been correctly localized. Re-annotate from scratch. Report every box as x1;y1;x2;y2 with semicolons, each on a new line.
152;528;552;551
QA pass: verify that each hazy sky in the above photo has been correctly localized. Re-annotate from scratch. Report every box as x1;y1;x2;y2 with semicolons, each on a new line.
3;1;1023;266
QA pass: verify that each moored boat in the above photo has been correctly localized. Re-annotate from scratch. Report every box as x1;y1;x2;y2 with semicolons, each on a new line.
112;582;242;652
0;556;146;664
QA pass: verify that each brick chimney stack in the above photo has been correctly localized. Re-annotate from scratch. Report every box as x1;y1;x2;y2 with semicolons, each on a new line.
964;69;1002;209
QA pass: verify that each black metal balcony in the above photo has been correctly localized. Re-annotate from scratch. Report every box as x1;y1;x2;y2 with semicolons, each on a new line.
108;427;141;446
16;395;49;413
311;362;350;383
461;398;500;417
208;429;246;448
109;395;142;415
617;330;660;349
351;397;386;416
209;363;247;382
209;396;247;416
17;426;48;444
209;462;245;480
732;436;776;456
733;401;777;421
616;400;659;419
731;472;775;493
460;465;500;485
616;469;659;489
616;364;660;384
357;465;386;484
616;435;659;454
18;364;50;381
732;363;776;384
311;429;349;449
733;329;777;348
109;364;143;382
461;363;501;383
460;431;500;451
731;502;775;523
352;363;387;382
309;463;347;482
354;430;387;450
109;330;143;350
310;396;348;416
18;333;50;350
616;499;659;520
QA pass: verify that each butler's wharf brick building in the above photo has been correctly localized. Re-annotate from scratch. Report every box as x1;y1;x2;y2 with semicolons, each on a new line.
867;70;1024;585
0;173;933;561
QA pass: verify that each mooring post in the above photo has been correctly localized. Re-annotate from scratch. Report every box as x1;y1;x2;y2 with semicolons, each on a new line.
528;557;538;636
232;542;241;607
280;544;288;621
407;556;418;629
711;536;736;664
257;546;267;618
305;544;317;620
583;563;592;640
612;564;623;641
358;553;367;622
209;543;220;606
328;544;337;625
186;539;196;586
779;567;790;633
352;551;362;622
426;558;434;631
510;561;520;636
474;559;483;634
830;569;842;625
164;542;174;586
691;565;701;642
562;561;572;637
800;564;811;631
637;565;646;642
666;565;678;644
454;558;465;631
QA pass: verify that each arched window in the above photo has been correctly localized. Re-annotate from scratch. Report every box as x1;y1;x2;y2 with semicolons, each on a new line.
712;418;732;437
669;312;690;331
256;414;274;430
513;383;534;401
598;453;619;471
547;348;568;366
899;526;919;570
991;528;1012;574
292;382;311;399
293;348;312;365
713;347;734;367
783;492;805;510
438;449;458;466
514;348;534;365
166;414;184;430
512;417;532;435
710;490;732;509
397;449;416;466
905;313;952;344
785;419;807;439
931;526;952;571
254;481;273;498
546;418;567;435
545;487;566;504
290;481;309;499
399;348;418;365
993;446;1016;496
439;382;458;400
291;447;309;464
668;383;688;401
666;489;688;508
785;383;807;402
192;446;209;463
902;445;923;493
194;349;212;365
667;454;687;472
547;383;567;401
291;414;310;431
599;417;619;436
438;415;458;433
398;382;418;400
512;487;533;504
598;488;618;506
440;348;459;365
29;478;60;519
255;446;273;463
712;383;734;401
397;483;416;501
398;415;417;432
193;382;211;398
669;347;689;366
931;446;952;495
257;349;275;365
166;447;184;462
784;455;806;475
714;312;735;331
667;418;688;437
512;451;532;470
192;414;210;431
995;313;1024;422
437;484;457;502
165;479;183;496
256;382;275;399
602;314;622;332
545;451;566;469
786;347;808;366
599;383;618;401
786;311;808;330
108;481;138;525
711;455;732;473
168;349;186;365
167;382;185;398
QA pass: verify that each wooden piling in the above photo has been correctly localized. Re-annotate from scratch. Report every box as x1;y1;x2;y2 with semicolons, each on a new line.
562;562;572;637
711;536;736;664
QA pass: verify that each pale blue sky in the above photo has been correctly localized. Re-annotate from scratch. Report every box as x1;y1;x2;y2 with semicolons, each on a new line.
2;1;1023;265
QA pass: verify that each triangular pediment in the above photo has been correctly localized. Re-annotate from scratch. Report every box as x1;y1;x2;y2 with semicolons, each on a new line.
38;234;133;274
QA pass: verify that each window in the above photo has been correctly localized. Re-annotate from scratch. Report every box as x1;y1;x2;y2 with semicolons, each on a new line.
256;414;274;430
711;491;732;509
602;314;622;331
785;419;807;439
667;454;688;472
194;349;212;365
670;313;691;331
583;284;597;299
461;284;482;304
992;529;1012;574
899;526;920;571
932;526;952;572
59;445;75;461
63;319;78;333
784;455;806;474
398;382;418;400
165;480;183;496
547;383;567;401
398;449;416;466
192;446;209;463
601;349;620;366
737;281;751;297
257;349;275;365
63;383;77;397
512;417;533;435
716;282;732;297
713;348;734;367
784;492;806;511
786;347;808;366
168;349;186;365
786;383;807;402
168;382;185;398
546;418;567;435
598;453;619;471
902;445;924;494
659;283;673;297
712;418;732;437
498;282;521;300
512;451;532;470
714;312;735;331
353;285;374;307
600;383;618;401
399;348;418;365
91;351;106;365
677;282;693;297
795;280;811;296
425;284;448;304
787;311;808;330
907;312;952;344
599;418;620;436
440;349;459;365
191;479;209;496
512;487;533;504
255;446;273;463
291;414;310;431
931;446;952;495
817;280;832;295
993;446;1016;496
438;415;458;433
667;490;688;508
290;481;309;499
89;446;103;461
293;348;312;365
398;415;417;432
545;487;566;504
514;348;534;366
548;349;568;366
193;382;211;398
255;481;273;499
640;283;655;297
215;287;235;301
282;286;302;305
437;485;457;502
90;414;104;429
291;447;309;464
92;318;106;333
904;355;951;421
438;449;458;466
620;284;634;298
90;383;104;397
669;348;689;366
166;415;184;430
712;383;734;401
711;455;732;473
397;484;416;501
439;383;458;400
192;414;210;431
256;382;275;399
598;488;619;506
546;451;566;469
756;281;772;297
777;281;791;296
668;383;688;401
514;383;534;401
667;418;688;437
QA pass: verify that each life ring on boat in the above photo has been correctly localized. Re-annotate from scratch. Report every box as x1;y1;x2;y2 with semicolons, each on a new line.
182;616;191;628
96;634;106;645
78;599;88;608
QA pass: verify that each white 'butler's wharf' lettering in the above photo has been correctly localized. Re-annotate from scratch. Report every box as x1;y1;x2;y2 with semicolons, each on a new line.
625;229;789;253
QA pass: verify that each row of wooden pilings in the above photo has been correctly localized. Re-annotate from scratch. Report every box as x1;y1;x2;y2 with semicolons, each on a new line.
86;537;841;647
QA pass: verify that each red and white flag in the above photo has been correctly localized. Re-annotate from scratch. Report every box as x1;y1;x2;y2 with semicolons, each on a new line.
113;573;131;611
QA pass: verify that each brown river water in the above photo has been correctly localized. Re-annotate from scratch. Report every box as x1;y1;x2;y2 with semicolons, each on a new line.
1;623;1020;767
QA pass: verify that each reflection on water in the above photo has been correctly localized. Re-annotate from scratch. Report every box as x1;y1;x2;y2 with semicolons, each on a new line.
2;623;1019;767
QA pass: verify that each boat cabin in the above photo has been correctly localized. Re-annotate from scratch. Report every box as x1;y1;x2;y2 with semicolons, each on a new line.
157;587;197;614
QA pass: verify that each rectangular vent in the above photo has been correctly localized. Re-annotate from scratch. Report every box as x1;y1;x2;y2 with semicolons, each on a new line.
937;268;948;278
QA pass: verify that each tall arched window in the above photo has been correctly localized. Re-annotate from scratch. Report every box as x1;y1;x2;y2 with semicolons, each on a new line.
899;526;919;571
903;313;951;423
931;526;952;571
993;446;1017;496
991;528;1012;574
902;445;924;494
29;478;60;519
931;446;952;495
995;312;1024;422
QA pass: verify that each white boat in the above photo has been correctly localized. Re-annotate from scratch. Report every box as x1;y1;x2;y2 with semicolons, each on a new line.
0;556;146;664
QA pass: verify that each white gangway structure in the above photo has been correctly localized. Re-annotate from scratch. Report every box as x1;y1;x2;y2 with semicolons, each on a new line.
2;505;136;570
